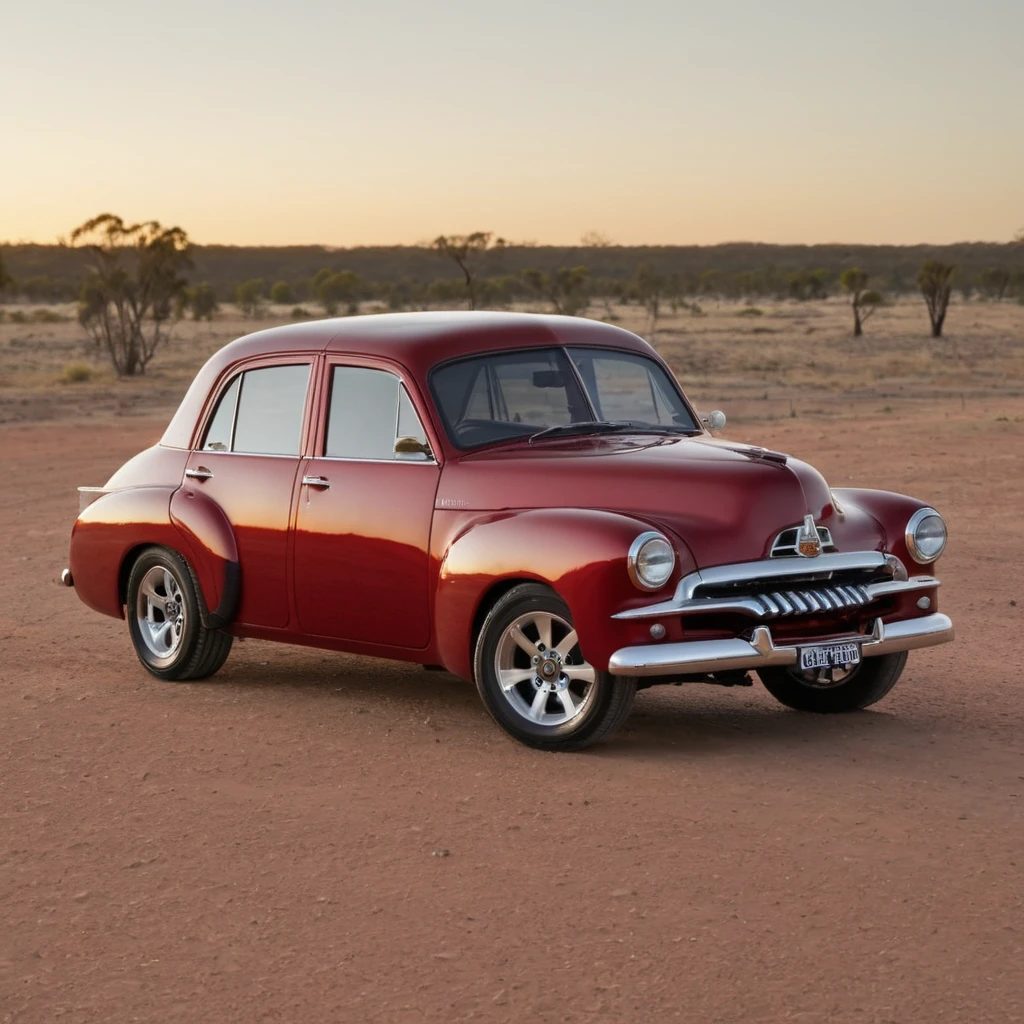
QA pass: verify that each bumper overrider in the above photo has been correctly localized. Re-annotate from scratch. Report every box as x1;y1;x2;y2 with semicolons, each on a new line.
607;551;954;678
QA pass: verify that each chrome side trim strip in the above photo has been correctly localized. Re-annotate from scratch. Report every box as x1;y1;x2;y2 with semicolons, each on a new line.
607;614;954;677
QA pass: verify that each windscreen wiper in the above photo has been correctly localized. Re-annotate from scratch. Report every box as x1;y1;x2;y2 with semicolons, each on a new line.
528;421;699;444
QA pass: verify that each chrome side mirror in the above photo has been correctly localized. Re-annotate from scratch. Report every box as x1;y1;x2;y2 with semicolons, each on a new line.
394;435;433;460
701;410;727;431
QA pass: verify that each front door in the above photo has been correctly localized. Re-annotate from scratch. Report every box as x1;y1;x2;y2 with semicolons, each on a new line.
185;361;313;629
292;364;440;647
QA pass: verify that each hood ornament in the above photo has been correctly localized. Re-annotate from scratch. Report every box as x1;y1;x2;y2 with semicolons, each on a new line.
798;514;822;557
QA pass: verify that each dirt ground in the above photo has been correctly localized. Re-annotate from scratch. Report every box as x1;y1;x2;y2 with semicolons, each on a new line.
1;303;1023;1022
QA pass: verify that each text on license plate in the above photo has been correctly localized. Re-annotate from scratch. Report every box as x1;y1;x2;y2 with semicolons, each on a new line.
798;642;862;671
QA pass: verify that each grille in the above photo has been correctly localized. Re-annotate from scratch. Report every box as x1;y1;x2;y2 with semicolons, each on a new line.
770;525;837;557
729;583;871;619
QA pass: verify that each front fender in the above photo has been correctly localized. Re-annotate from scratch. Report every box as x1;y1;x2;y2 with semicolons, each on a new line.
433;508;694;679
832;488;939;572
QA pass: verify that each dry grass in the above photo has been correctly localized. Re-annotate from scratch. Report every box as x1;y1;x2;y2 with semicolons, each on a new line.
0;296;1022;426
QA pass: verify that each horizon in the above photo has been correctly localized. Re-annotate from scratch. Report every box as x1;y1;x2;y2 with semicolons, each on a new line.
3;0;1022;247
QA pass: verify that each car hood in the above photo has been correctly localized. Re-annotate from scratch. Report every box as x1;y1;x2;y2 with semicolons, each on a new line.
438;435;836;568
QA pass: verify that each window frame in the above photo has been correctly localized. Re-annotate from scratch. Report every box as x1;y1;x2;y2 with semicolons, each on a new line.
193;356;317;458
314;357;441;466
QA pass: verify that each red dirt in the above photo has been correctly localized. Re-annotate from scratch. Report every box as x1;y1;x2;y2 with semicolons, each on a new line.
2;402;1022;1024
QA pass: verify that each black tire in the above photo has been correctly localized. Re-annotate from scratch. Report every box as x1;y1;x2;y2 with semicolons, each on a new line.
126;546;233;682
758;651;907;713
473;583;636;751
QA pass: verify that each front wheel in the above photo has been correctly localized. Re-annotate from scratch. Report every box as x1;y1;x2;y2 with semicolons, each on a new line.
758;652;907;713
473;584;636;751
126;546;233;682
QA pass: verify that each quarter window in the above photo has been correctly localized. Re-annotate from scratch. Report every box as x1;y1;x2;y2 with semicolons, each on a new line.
200;364;310;456
325;366;431;460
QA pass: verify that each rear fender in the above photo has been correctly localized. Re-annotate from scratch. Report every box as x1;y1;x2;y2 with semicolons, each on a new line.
69;486;239;626
433;508;696;679
169;488;240;628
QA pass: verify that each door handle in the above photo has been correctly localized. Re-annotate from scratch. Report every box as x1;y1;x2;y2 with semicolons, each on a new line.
185;467;214;480
302;475;331;489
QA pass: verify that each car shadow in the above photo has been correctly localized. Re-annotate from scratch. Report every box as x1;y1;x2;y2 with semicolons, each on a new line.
201;646;937;762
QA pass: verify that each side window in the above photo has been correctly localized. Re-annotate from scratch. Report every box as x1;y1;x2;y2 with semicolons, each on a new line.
201;364;310;456
202;376;240;451
325;366;431;460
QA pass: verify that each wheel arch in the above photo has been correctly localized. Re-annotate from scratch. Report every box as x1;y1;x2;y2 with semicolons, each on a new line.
433;507;679;680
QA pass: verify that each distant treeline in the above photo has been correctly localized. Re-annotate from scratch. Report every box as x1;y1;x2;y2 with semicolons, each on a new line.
3;240;1023;304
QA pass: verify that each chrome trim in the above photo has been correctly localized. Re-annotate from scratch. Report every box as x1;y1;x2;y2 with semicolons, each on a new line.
316;455;438;465
613;573;938;622
301;475;331;489
60;568;74;588
770;522;836;558
613;551;909;620
905;507;946;564
607;613;954;677
627;531;676;592
184;467;214;480
78;486;108;512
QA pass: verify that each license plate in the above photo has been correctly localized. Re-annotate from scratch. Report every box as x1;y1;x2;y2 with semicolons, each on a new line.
798;642;862;672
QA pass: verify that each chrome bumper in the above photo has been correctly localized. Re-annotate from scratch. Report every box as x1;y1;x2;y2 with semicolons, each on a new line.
607;613;954;678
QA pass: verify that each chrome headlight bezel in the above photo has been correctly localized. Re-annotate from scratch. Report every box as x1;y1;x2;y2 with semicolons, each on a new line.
905;507;947;564
627;531;676;591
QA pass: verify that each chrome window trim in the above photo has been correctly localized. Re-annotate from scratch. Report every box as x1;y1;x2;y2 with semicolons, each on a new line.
313;455;438;466
905;507;946;564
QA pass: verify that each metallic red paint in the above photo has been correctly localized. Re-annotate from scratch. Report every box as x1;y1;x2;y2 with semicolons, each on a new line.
65;312;952;686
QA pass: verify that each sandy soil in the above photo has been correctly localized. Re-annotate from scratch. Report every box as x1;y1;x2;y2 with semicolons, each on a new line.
1;389;1022;1023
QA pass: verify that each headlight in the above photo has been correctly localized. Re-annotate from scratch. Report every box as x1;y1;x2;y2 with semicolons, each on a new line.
627;532;676;590
905;508;947;564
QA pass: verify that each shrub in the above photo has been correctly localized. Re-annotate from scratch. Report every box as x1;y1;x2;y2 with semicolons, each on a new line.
290;306;313;319
31;308;66;323
61;362;94;384
737;306;764;317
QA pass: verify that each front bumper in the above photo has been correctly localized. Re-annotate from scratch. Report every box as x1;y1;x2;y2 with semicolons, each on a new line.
607;613;954;678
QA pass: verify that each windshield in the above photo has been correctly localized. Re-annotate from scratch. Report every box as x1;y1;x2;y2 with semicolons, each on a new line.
429;346;699;449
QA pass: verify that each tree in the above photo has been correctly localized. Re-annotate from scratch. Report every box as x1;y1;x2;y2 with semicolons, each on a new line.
316;270;362;315
521;266;589;316
71;213;192;376
580;230;614;248
839;268;883;337
235;279;266;317
187;282;218;321
431;232;506;309
633;263;667;336
979;266;1010;301
270;280;294;305
0;252;14;300
917;260;955;338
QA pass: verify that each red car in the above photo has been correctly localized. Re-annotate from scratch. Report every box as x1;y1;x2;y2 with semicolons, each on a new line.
62;312;954;750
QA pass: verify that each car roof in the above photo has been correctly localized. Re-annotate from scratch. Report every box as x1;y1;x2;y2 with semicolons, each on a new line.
161;311;656;449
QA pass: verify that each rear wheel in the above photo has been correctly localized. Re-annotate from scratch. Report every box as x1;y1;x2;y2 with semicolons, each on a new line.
758;652;907;713
126;547;233;681
474;584;636;751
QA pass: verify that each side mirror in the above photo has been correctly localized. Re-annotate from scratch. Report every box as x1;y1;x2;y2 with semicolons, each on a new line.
701;410;727;431
394;435;433;460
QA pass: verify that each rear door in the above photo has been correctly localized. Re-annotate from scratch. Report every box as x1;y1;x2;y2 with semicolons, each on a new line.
292;362;440;647
185;360;314;628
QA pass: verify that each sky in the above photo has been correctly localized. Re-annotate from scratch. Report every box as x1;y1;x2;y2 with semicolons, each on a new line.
2;0;1022;247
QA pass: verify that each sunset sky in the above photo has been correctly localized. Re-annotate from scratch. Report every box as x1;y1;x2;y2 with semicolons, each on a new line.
3;0;1022;247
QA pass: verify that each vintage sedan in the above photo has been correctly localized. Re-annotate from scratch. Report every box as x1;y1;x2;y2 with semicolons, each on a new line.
62;312;954;750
